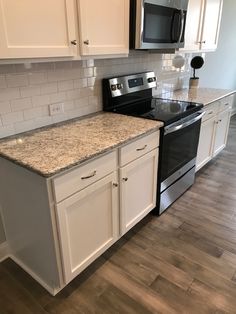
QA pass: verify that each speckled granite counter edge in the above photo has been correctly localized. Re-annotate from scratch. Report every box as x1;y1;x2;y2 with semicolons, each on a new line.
199;90;235;106
160;89;236;106
0;125;162;179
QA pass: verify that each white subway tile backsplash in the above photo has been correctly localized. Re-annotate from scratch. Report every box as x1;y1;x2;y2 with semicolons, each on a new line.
28;72;47;85
89;95;99;106
79;87;94;98
32;94;50;107
0;64;16;75
83;67;93;78
63;100;74;112
74;97;89;108
0;87;20;101
52;114;68;124
58;80;74;92
40;82;57;95
87;77;96;87
34;116;53;128
0;101;11;114
11;97;32;112
0;76;7;89
49;92;67;104
2;111;24;125
23;106;46;121
74;78;87;89
6;74;28;88
14;119;37;134
20;85;41;97
0;124;15;138
0;52;191;139
66;89;81;101
86;59;95;68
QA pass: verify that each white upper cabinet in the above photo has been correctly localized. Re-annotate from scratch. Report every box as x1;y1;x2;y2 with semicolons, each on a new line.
182;0;223;52
0;0;78;59
77;0;129;56
183;0;204;51
200;0;223;51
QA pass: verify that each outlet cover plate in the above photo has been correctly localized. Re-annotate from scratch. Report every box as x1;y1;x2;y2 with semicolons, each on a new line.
49;103;64;116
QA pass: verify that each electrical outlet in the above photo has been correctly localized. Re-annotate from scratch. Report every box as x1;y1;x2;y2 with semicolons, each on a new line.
49;103;64;116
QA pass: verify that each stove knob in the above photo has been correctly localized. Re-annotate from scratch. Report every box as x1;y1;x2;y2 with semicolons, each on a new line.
147;77;154;83
117;83;123;90
111;84;117;91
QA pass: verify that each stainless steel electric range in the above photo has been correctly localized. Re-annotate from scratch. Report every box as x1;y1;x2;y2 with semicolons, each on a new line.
103;71;204;215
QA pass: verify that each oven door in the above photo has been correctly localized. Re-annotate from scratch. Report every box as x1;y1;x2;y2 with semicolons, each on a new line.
160;111;205;183
134;0;188;49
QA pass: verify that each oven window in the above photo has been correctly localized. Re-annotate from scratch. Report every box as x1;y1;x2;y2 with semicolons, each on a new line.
160;120;201;181
143;3;180;43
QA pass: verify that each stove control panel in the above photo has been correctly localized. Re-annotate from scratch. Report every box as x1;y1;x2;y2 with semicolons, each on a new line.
106;71;157;97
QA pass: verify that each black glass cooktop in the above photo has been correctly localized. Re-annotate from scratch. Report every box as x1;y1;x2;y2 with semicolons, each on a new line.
115;97;203;126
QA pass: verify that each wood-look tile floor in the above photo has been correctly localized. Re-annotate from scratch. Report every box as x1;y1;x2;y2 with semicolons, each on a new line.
1;116;236;314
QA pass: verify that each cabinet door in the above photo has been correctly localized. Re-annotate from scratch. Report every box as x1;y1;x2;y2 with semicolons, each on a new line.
213;109;231;156
120;149;158;235
0;0;78;59
200;0;223;51
56;172;119;284
182;0;204;51
196;116;216;171
78;0;129;56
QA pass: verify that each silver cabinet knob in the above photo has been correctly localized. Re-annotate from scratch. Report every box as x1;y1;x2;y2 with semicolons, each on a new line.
84;40;90;45
71;40;77;45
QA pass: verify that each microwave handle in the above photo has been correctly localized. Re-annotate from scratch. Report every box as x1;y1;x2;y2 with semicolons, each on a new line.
177;10;185;43
171;10;183;43
170;10;179;43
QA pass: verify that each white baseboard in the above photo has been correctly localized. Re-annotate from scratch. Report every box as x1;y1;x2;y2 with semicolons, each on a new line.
0;243;64;295
9;255;62;296
0;241;9;262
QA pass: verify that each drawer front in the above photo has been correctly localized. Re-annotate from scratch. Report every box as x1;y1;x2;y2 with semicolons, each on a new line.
202;103;219;122
219;95;233;112
53;151;117;203
119;131;159;167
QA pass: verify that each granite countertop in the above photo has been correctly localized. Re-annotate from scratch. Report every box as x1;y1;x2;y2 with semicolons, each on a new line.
0;112;163;178
161;88;235;106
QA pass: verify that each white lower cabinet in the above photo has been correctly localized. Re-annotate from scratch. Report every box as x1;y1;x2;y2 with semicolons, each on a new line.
56;131;159;284
56;171;119;283
196;96;232;171
213;109;231;156
120;149;158;235
196;116;215;170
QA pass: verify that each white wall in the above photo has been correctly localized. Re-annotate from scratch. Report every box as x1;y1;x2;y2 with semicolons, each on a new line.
199;0;236;89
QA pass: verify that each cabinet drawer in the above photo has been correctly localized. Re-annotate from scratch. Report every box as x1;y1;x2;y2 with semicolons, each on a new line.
53;151;117;203
202;103;219;122
119;131;159;167
219;95;233;112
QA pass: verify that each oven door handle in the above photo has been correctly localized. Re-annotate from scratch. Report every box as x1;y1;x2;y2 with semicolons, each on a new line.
164;111;205;135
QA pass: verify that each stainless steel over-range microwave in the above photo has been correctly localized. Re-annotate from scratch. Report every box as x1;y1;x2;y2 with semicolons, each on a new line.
130;0;189;50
